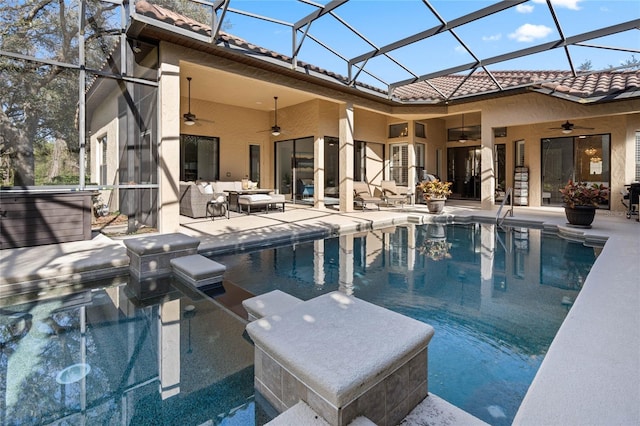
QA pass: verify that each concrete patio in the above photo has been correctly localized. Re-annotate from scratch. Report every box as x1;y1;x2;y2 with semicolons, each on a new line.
1;201;638;425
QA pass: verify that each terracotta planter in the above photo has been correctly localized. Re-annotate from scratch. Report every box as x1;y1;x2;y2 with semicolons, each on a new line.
564;205;596;227
425;197;446;214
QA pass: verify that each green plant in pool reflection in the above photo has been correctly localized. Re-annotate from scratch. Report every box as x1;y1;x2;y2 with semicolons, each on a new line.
419;239;452;261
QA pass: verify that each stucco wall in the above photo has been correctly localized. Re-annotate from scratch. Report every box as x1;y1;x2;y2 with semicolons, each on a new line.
180;97;271;184
88;81;120;212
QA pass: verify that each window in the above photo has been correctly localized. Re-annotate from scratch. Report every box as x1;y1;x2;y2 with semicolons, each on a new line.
415;122;426;138
99;135;107;185
249;145;260;183
390;144;409;185
495;144;506;192
494;127;507;138
515;140;525;167
325;137;339;189
415;143;425;183
636;131;640;181
389;123;408;138
180;135;220;181
355;140;384;183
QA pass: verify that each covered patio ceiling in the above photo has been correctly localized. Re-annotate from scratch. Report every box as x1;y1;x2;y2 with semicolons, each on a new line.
141;0;639;107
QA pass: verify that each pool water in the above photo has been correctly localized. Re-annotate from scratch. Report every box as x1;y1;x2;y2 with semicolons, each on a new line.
0;223;597;425
0;279;268;426
214;222;597;425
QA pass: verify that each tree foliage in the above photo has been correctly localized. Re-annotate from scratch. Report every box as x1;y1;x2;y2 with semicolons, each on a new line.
0;0;118;186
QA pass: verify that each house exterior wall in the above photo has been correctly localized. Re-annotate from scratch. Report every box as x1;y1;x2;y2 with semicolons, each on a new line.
116;41;639;227
89;90;120;212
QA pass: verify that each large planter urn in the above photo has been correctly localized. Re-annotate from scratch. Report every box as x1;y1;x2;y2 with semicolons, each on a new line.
564;205;596;227
425;197;446;214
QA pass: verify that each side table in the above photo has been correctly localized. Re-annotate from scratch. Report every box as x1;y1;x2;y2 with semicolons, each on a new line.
206;197;229;220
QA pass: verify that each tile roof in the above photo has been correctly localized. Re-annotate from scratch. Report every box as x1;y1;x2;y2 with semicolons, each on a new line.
134;0;640;105
393;70;640;103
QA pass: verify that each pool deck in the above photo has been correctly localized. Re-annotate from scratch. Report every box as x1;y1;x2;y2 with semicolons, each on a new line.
1;201;638;425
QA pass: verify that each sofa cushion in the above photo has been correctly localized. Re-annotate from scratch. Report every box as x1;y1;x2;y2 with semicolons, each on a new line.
213;181;242;192
241;194;272;202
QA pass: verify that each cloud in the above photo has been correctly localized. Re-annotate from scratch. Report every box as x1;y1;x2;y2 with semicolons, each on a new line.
509;24;553;42
482;34;502;42
516;4;534;13
532;0;582;10
454;45;466;53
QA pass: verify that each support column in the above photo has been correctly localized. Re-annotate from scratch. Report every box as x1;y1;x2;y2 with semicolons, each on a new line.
314;239;325;290
315;135;325;209
339;234;354;295
339;103;354;212
159;298;181;399
157;56;181;232
481;118;495;210
480;223;495;309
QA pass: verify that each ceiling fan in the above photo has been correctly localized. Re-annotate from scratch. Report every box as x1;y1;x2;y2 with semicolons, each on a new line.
259;96;283;136
183;77;214;126
549;120;594;134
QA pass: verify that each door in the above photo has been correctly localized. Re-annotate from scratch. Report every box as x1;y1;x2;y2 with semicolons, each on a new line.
447;146;481;199
275;137;314;201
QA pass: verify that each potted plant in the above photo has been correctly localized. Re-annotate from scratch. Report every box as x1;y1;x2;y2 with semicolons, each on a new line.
418;179;452;214
559;180;609;227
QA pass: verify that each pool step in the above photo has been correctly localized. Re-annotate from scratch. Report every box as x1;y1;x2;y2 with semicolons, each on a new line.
242;289;303;321
246;291;435;426
170;254;226;291
265;401;376;426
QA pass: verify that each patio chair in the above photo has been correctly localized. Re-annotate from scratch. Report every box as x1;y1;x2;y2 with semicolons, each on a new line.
381;180;412;206
353;181;383;211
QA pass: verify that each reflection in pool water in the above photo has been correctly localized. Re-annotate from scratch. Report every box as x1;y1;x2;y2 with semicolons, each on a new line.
1;223;597;425
215;223;597;425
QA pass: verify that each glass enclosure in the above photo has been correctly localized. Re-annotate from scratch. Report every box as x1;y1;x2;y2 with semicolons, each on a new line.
1;0;160;231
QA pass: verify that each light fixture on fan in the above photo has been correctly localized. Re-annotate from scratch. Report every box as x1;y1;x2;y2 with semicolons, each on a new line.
584;147;597;156
458;114;468;143
271;96;281;136
183;77;196;126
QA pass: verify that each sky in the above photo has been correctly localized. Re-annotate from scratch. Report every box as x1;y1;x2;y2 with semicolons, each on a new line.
219;0;640;89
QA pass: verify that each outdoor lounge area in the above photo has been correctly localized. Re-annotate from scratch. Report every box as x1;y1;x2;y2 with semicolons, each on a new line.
1;0;639;424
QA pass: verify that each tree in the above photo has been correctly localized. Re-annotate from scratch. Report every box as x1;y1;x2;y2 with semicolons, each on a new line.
0;0;117;186
577;59;592;71
608;54;640;71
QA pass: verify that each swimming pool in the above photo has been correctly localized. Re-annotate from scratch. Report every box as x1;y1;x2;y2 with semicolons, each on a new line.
0;222;597;425
213;222;598;425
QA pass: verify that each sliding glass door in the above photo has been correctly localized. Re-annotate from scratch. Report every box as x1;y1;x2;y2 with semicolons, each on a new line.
541;134;610;207
275;137;314;201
